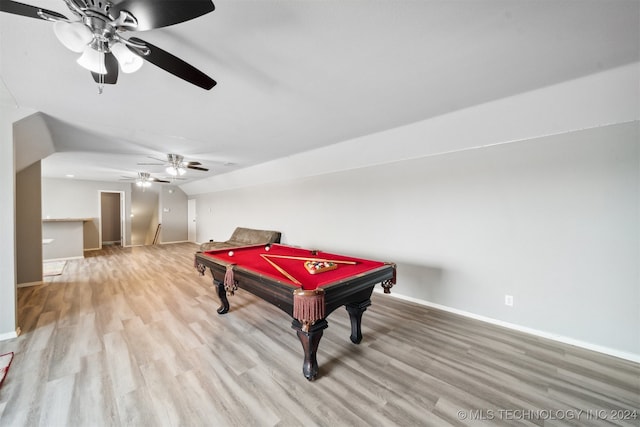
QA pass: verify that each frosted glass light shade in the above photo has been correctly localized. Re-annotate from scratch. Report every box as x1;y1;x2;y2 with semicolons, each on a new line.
54;21;93;53
111;42;143;73
77;47;106;74
166;166;186;176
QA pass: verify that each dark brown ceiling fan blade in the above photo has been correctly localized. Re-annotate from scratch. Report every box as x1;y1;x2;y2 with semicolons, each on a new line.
187;165;209;171
128;37;216;90
91;53;119;84
185;161;202;166
0;0;67;20
110;0;214;31
150;177;170;183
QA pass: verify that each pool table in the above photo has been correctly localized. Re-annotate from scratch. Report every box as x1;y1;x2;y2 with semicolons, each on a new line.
194;243;396;380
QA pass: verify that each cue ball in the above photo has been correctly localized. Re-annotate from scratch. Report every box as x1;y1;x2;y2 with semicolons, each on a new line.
265;245;270;251
228;251;234;256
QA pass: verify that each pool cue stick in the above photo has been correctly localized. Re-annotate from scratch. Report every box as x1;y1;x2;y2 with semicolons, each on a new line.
260;254;301;285
262;254;357;265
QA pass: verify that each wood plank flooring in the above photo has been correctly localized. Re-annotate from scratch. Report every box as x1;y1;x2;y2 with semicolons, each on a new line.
0;243;637;426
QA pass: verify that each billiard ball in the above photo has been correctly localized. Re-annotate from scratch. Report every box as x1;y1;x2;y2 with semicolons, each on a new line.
228;251;234;256
265;245;271;251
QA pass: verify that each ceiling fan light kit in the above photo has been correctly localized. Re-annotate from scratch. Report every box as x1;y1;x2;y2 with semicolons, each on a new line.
166;166;186;177
76;44;106;74
53;20;92;52
1;0;216;91
111;41;142;73
53;2;144;77
120;160;206;188
121;172;169;190
137;153;210;180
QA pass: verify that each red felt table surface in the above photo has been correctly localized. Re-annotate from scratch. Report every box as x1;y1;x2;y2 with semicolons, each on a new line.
202;244;386;290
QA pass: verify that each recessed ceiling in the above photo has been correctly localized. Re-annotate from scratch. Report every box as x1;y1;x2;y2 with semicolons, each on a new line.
1;0;638;184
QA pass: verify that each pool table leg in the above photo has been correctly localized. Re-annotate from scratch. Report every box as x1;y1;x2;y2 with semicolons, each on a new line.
345;299;372;344
213;280;230;314
292;319;328;381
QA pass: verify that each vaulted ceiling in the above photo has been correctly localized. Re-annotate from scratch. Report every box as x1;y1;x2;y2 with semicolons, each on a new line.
1;0;638;185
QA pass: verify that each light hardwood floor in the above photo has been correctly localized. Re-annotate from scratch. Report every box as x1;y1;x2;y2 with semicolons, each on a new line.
0;243;638;426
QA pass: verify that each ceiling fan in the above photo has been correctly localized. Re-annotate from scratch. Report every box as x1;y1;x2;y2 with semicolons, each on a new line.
0;0;216;91
138;153;209;176
120;171;169;187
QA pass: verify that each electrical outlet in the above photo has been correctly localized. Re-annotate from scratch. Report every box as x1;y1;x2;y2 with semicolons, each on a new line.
505;294;514;307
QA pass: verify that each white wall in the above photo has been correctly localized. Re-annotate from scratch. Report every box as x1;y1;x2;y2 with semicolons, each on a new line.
159;185;188;243
42;178;187;250
131;184;159;246
16;161;42;284
193;122;639;359
0;103;36;339
41;178;133;249
14;113;55;172
182;63;638;195
187;65;640;360
0;112;18;339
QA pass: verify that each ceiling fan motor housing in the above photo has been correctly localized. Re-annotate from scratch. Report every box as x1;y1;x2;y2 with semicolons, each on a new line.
84;17;113;50
167;154;185;165
77;1;139;51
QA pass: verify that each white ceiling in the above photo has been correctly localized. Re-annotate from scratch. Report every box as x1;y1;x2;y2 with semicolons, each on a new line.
1;0;638;185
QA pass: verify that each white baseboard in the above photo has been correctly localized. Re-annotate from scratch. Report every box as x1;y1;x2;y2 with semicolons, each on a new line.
0;330;19;341
17;281;42;288
43;256;83;262
375;289;640;364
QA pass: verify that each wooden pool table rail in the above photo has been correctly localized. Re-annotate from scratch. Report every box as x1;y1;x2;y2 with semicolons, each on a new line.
194;250;396;380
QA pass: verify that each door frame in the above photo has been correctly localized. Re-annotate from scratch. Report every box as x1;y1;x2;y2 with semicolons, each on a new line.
188;198;197;243
99;190;125;247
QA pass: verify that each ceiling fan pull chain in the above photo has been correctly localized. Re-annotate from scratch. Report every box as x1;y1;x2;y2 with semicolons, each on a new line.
98;72;104;94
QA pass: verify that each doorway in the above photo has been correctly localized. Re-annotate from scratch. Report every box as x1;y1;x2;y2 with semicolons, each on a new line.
100;191;125;247
188;199;197;243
